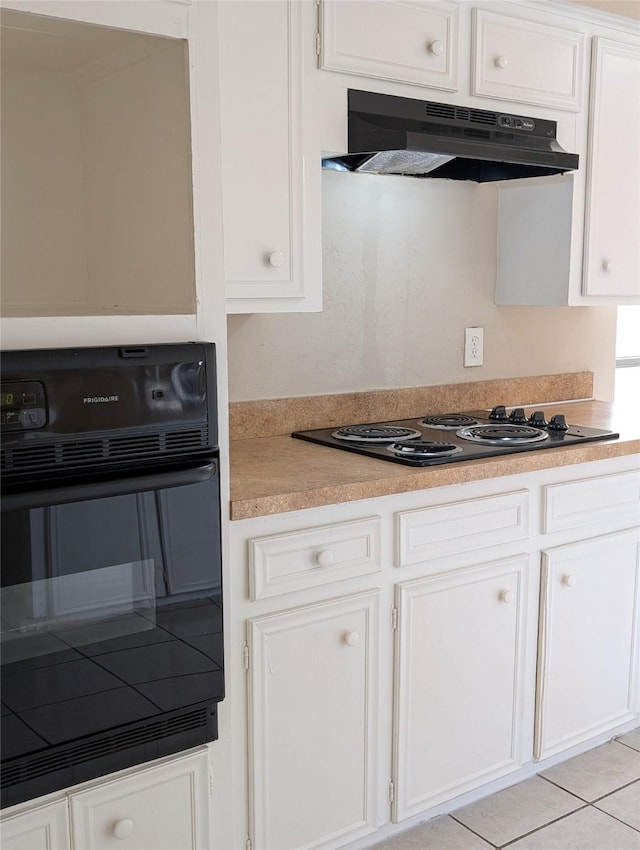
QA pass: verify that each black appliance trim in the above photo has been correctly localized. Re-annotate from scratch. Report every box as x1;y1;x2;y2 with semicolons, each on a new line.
0;429;214;488
1;342;224;809
1;704;217;809
1;458;217;512
322;89;579;181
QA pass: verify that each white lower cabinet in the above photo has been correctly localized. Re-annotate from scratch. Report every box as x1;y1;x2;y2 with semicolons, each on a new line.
1;800;70;850
233;457;639;848
247;591;380;850
393;555;530;821
535;527;640;760
0;750;211;850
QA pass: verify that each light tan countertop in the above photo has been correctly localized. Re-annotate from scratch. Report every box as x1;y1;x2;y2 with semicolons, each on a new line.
229;376;640;520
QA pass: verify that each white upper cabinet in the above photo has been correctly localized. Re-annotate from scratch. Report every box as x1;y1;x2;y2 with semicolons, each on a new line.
495;27;639;306
220;0;322;313
582;37;640;301
315;1;639;307
319;0;459;92
472;9;584;111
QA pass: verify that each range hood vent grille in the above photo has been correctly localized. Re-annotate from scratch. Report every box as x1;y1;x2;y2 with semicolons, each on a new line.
424;103;497;127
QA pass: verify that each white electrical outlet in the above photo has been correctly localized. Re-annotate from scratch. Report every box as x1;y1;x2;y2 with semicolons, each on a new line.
464;327;484;367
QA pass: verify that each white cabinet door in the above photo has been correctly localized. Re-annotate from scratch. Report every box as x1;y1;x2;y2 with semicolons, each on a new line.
583;37;640;300
247;591;380;850
220;0;322;313
535;528;640;760
69;750;211;850
1;800;70;850
394;556;529;821
319;0;459;92
472;9;584;111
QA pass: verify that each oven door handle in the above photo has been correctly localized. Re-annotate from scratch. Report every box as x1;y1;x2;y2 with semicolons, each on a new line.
1;460;218;512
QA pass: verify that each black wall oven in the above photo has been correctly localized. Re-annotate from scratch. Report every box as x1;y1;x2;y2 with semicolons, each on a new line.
0;343;224;808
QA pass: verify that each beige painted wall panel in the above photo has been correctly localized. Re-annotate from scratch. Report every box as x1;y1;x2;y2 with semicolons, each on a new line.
1;35;195;317
565;0;640;21
227;172;617;401
1;66;88;312
80;42;195;315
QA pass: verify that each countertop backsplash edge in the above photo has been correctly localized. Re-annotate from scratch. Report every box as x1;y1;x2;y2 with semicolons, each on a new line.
229;372;594;440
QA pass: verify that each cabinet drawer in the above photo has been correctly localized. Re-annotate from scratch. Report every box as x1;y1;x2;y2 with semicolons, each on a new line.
249;516;381;600
472;10;584;111
543;469;640;534
396;491;529;567
320;0;459;92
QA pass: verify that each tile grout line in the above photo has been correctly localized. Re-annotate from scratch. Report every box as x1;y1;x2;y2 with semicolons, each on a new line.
539;771;640;806
615;739;640;754
495;804;591;848
589;804;640;835
448;791;640;850
537;773;591;802
590;776;640;804
447;814;500;849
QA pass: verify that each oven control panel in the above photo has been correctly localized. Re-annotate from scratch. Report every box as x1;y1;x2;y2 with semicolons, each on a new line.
0;381;47;431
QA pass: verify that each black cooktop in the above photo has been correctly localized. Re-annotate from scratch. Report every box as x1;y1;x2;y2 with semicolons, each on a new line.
291;407;619;467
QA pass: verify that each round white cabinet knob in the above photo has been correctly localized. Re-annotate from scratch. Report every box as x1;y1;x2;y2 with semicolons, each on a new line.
428;39;444;56
268;251;285;269
112;819;135;840
316;549;335;568
602;258;612;273
562;574;575;587
499;589;514;604
494;55;508;69
343;631;360;646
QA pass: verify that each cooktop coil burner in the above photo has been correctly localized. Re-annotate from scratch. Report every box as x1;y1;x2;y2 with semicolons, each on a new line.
418;414;479;429
292;408;619;467
387;440;462;459
332;424;422;443
457;424;549;445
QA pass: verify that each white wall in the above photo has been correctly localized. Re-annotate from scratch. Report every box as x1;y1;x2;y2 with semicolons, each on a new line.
227;170;617;402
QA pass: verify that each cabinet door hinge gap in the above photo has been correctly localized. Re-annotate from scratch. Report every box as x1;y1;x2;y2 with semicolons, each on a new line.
388;779;395;804
391;606;398;630
243;644;250;672
246;838;252;850
314;30;321;57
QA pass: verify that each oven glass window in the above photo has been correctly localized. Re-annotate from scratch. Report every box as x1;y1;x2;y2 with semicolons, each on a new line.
1;476;222;760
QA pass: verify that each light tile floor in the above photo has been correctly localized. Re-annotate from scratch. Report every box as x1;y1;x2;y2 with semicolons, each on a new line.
373;730;640;850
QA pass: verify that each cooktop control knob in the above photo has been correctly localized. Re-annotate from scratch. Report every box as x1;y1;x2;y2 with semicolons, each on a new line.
548;414;569;432
528;411;548;428
489;405;508;421
509;407;528;424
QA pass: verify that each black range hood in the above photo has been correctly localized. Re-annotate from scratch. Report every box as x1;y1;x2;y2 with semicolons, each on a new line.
323;90;579;182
